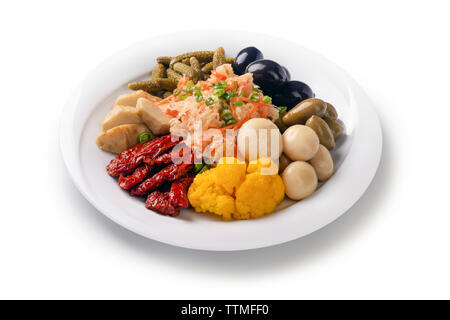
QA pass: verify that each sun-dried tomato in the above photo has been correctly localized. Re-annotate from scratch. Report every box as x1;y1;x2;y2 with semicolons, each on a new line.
106;135;178;177
169;175;194;208
145;191;179;217
106;134;197;218
131;162;193;196
118;164;151;190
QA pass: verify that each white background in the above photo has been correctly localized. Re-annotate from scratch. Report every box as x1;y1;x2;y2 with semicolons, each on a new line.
1;0;449;299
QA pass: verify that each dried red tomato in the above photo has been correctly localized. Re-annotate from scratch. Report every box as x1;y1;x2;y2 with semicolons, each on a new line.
118;164;151;190
145;191;179;217
131;162;193;196
107;135;178;177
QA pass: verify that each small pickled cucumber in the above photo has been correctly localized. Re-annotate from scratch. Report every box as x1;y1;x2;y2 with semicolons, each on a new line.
157;78;178;91
213;46;226;69
156;56;172;65
128;79;178;93
190;57;202;83
201;62;213;74
225;57;235;64
151;63;165;80
166;68;182;81
173;62;194;78
128;80;160;93
170;51;214;67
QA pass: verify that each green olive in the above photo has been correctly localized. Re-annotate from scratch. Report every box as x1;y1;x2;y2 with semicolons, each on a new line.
324;118;344;140
324;102;338;120
282;98;327;126
274;117;288;133
305;115;336;150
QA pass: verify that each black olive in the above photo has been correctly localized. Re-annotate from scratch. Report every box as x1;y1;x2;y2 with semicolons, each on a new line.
272;80;315;110
245;59;288;94
282;66;291;81
232;47;264;75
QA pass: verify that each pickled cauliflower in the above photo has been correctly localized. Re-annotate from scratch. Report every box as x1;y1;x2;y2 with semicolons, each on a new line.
187;157;285;220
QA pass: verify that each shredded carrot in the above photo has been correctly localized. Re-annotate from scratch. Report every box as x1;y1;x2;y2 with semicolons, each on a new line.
155;95;174;105
211;70;227;80
165;108;179;117
228;104;239;121
177;76;190;89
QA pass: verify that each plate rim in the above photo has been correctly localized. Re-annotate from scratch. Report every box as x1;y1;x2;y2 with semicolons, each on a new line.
60;30;382;251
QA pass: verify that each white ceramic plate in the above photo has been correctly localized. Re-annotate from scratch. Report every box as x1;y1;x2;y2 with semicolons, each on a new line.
60;30;382;251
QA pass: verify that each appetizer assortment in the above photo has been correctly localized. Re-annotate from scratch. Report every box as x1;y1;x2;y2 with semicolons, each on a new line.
95;46;345;220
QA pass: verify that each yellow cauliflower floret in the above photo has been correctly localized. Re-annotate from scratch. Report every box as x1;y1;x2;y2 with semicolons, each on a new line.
247;157;279;175
188;160;244;220
234;158;284;219
216;157;247;194
235;172;285;219
187;157;285;221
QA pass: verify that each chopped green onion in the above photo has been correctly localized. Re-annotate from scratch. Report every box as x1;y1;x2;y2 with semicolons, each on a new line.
221;109;232;116
182;80;195;93
222;92;231;103
195;94;203;102
194;163;204;173
205;97;215;106
253;86;263;93
139;131;155;144
249;93;260;102
277;106;287;116
223;114;234;121
213;81;227;89
214;88;225;96
173;88;181;96
233;100;244;106
183;85;193;94
198;164;210;174
178;93;188;101
262;96;272;103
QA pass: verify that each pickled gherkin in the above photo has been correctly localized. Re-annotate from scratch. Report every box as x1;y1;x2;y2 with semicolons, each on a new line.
225;57;235;64
166;68;182;81
201;62;213;74
151;63;165;80
170;51;215;67
190;57;202;83
173;62;194;78
132;48;232;93
156;56;172;65
213;47;226;69
157;78;178;91
128;80;159;93
128;78;178;93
